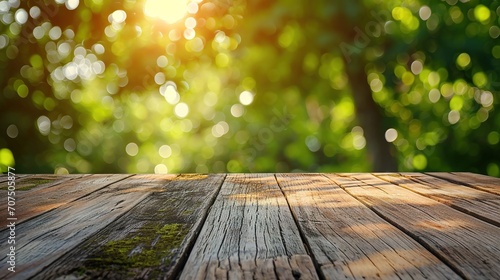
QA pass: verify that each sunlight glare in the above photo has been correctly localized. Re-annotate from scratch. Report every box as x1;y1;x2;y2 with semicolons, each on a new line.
144;0;189;24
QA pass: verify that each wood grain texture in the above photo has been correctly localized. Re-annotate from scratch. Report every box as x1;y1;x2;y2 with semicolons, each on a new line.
0;174;123;224
1;173;499;279
5;174;89;192
180;174;318;280
35;174;225;280
0;174;31;184
276;173;460;280
377;173;500;227
427;172;500;196
326;173;500;280
0;174;174;279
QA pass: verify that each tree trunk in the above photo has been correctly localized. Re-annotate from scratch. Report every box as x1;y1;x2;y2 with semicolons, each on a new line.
344;61;397;171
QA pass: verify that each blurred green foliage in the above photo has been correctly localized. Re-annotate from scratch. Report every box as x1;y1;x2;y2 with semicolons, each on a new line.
0;0;499;176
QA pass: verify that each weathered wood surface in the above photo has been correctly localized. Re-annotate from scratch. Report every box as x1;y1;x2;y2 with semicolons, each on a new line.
327;173;500;279
0;174;31;184
0;174;175;279
180;174;318;280
0;174;122;224
35;174;225;280
428;172;500;196
0;173;499;280
377;173;500;226
276;173;460;280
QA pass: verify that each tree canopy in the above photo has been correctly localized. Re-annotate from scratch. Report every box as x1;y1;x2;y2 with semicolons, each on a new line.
1;0;499;176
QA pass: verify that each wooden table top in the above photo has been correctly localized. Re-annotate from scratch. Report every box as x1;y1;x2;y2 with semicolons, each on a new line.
1;173;499;279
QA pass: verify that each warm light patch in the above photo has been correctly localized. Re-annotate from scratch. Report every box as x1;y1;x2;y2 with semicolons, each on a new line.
144;0;188;24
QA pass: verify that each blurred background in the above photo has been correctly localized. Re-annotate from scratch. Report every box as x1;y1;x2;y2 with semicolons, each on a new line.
0;0;499;175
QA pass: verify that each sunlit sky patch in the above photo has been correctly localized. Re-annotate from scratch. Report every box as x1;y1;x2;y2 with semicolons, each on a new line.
144;0;189;24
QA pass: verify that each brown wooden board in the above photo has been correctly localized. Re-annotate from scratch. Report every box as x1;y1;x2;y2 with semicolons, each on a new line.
0;174;31;184
326;173;500;280
0;174;59;190
427;172;500;196
0;174;86;192
34;174;225;280
180;174;318;280
276;173;460;280
377;173;500;227
0;174;126;224
0;174;174;279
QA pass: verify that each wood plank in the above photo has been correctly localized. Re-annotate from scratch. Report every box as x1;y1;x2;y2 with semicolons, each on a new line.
0;173;30;184
35;174;225;280
0;174;175;279
276;173;461;280
326;173;500;280
377;173;500;227
0;174;86;192
427;172;500;196
0;174;126;224
180;174;318;280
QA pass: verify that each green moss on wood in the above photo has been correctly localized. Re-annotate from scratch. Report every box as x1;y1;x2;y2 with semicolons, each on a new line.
83;222;189;277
